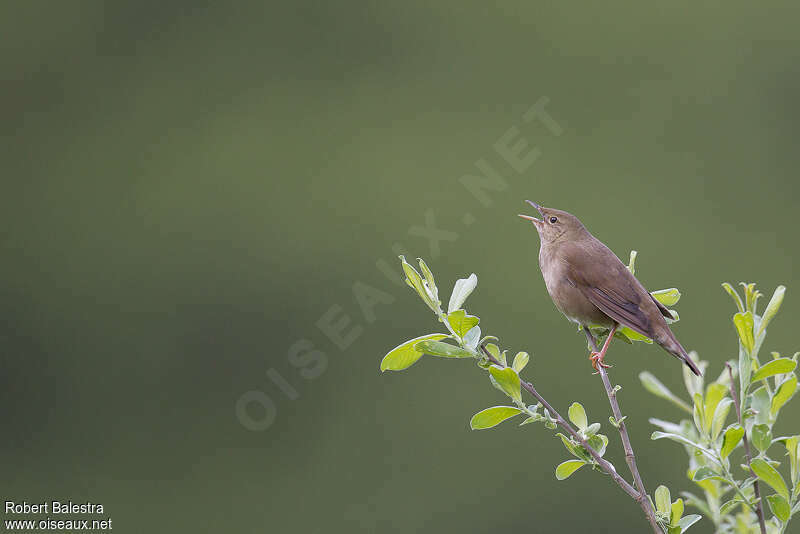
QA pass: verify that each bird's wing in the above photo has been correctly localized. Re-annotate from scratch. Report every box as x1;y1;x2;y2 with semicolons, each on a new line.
564;242;655;338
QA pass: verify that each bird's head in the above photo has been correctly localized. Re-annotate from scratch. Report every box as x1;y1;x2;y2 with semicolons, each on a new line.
518;201;588;244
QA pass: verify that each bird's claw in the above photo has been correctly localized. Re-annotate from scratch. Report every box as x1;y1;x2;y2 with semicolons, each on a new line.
589;351;612;372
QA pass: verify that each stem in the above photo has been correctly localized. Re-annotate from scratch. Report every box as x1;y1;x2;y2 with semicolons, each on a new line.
726;362;767;534
477;345;645;505
585;328;661;533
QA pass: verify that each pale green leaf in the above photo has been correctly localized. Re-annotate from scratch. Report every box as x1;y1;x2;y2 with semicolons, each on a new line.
512;351;529;373
751;424;772;453
415;340;475;359
446;309;480;338
417;258;439;304
721;426;744;459
751;386;772;425
447;273;477;314
670;498;684;526
677;514;701;533
719;498;743;516
692;467;724;482
703;383;727;434
711;398;733;440
765;494;790;522
489;365;522;403
733;311;755;354
470;406;523;430
463;325;481;350
400;256;436;311
555;460;587;480
751;458;789;500
639;371;692;413
568;402;588;431
627;250;637;275
655;485;671;515
722;283;745;313
771;375;797;417
756;285;785;340
780;435;799;486
692;393;704;437
752;358;796;383
620;326;652;343
652;288;681;307
380;333;449;371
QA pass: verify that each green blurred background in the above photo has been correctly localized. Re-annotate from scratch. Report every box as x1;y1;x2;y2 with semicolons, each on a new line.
2;1;799;532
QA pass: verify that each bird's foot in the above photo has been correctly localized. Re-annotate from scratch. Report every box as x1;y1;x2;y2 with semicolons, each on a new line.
589;351;612;373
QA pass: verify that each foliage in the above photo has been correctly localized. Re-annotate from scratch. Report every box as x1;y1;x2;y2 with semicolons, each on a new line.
381;255;704;532
642;283;798;533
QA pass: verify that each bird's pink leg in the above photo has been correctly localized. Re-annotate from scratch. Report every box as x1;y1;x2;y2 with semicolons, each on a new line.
590;323;617;371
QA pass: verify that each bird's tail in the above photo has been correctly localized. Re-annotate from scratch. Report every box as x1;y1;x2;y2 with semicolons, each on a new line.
662;334;702;376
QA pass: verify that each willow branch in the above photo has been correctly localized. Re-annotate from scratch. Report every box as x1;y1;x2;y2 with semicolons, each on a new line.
726;362;767;534
585;328;660;533
478;344;640;502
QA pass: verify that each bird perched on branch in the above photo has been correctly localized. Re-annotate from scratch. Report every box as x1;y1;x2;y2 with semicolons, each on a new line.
519;201;701;376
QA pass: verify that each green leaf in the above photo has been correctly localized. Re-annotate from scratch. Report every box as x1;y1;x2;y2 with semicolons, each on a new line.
400;256;437;312
771;375;797;416
751;386;772;425
719;498;743;516
447;273;478;314
733;311;755;354
692;467;724;482
470;406;523;430
721;426;744;459
555;460;587;480
692;393;705;437
619;326;653;343
652;288;681;307
651;432;713;460
751;424;772;453
639;371;692;413
415;340;475;359
489;365;522;403
417;258;439;303
446;309;480;338
780;435;799;486
752;358;797;383
756;285;785;340
670;498;684;526
703;383;728;434
627;250;637;275
655;485;671;515
751;458;789;500
711;398;733;440
587;433;608;457
380;333;449;371
765;494;790;523
568;402;588;431
556;433;592;462
512;351;529;373
676;514;701;533
722;283;745;313
463;326;481;350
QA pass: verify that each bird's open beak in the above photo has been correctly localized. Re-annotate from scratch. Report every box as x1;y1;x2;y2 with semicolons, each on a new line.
518;200;544;225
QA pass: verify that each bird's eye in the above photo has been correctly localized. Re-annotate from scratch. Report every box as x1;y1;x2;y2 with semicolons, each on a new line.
549;216;558;224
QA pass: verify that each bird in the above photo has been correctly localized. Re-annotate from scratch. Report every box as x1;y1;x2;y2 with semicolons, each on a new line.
518;200;701;376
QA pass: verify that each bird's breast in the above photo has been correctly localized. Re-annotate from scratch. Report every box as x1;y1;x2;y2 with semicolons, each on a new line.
539;245;613;327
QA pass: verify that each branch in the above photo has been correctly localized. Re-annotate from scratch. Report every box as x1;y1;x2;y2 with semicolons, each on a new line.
478;344;642;503
585;328;660;533
726;362;767;534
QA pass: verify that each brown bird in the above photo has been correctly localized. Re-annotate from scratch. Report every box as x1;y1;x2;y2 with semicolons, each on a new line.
519;201;701;376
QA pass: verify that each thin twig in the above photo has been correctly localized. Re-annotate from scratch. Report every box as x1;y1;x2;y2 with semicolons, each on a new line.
726;362;767;534
478;344;641;502
585;327;660;533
